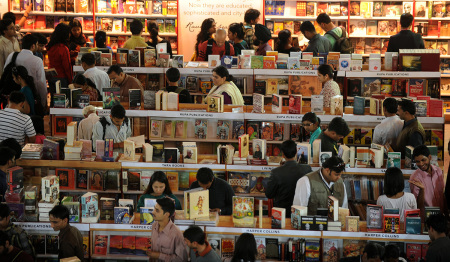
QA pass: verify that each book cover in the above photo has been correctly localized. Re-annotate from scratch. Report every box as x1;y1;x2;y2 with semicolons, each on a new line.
238;134;250;158
166;171;178;191
323;239;339;262
194;119;208;139
228;172;250;194
232;121;245;139
271;207;286;229
46;235;59;254
221;239;235;260
367;204;383;232
346;216;360;232
383;214;400;233
402;56;422;71
162;120;174;138
110;235;123;254
189;189;209;220
122;235;136;255
232;196;255;227
102;88;120;109
343;239;366;258
362;78;381;97
251;55;264;69
89;170;105;191
353;96;366;115
150;120;162;138
265;238;279;259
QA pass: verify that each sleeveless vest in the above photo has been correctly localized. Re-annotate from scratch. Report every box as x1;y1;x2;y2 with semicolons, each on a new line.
395;118;425;153
307;170;345;215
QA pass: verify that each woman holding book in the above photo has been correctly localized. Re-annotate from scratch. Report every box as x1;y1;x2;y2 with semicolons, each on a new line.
72;74;100;101
137;171;182;212
228;23;249;56
206;66;244;105
377;167;420;222
68;19;89;65
12;66;40;116
317;64;340;108
276;29;301;54
146;21;173;57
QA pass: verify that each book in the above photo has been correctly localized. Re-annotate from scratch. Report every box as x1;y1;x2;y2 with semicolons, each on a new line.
265;238;279;259
328;196;339;221
194;120;208;139
183;188;209;219
366;204;383;232
221;239;235;260
271;207;286;229
288;94;302;114
353;96;365;115
387;152;401;168
228;172;250;194
383;214;400;233
102;88;120;109
232;196;255;227
238;134;249;158
346;216;360;232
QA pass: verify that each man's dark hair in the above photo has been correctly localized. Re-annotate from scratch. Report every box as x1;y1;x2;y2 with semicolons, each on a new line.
9;91;26;104
0;203;10;219
49;205;70;221
111;104;126;119
244;9;260;24
316;13;332;24
426;213;447;234
34;33;48;45
384;244;400;260
300;21;316;34
398;99;416;115
196;167;214;184
130;19;144;35
81;53;96;66
363;243;384;260
0;231;10;246
0;18;13;36
0;138;21;159
400;13;414;28
413;144;431;159
322;156;345;173
166;68;181;83
183;225;206;245
302;112;321;125
328;117;350;137
318;64;334;79
107;64;123;75
156;197;175;217
95;30;107;48
383;97;398;114
280;140;297;159
383;167;405;197
22;34;38;50
2;12;16;24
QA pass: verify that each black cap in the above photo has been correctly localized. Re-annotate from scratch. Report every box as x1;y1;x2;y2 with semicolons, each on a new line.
254;24;272;43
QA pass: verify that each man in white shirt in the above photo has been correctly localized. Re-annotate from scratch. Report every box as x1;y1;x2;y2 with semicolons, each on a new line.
0;18;20;76
91;104;131;150
372;98;403;146
293;156;348;215
78;105;99;140
4;34;47;108
81;53;110;94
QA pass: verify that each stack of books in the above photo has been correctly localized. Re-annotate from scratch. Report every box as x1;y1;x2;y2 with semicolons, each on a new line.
21;144;43;159
38;199;59;222
64;141;83;160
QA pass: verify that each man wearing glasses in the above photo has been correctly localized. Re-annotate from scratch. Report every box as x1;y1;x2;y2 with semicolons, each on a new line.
293;156;348;215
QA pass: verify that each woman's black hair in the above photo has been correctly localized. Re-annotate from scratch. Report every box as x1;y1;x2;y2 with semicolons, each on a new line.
276;29;291;52
302;112;321;125
12;66;40;104
73;74;102;100
228;22;245;40
318;64;334;79
195;18;215;54
231;233;257;262
147;21;159;45
144;171;173;195
95;30;107;48
69;19;86;47
212;65;233;82
384;167;405;197
47;23;71;49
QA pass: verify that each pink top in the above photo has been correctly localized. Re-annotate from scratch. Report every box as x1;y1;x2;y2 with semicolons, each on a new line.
151;220;188;262
410;165;445;210
35;135;46;144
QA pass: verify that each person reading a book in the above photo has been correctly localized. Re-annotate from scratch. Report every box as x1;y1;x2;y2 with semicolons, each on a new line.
243;8;261;50
224;233;257;262
266;140;313;217
376;167;418;222
77;105;99;141
395;99;425;153
316;13;344;51
107;65;144;103
299;21;332;56
73;74;100;102
147;21;173;57
137;171;182;212
253;24;273;56
293;156;347;215
148;198;188;262
0;230;33;262
81;53;111;94
122;19;148;50
302;112;322;153
91;104;132;150
386;13;424;53
48;205;84;261
424;214;450;261
318;64;340;108
318;117;350;157
206;66;244;105
276;29;301;55
164;68;192;103
190;167;235;215
372;98;403;146
68;19;89;65
183;225;221;262
197;28;235;61
228;23;249;56
410;145;447;213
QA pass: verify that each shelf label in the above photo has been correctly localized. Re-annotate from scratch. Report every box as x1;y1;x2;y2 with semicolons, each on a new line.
129;225;153;230
376;117;386;121
97;109;110;116
363;233;400;239
192;69;212;73
19;223;52;230
161;163;185;168
244;228;281;234
375;72;410;77
276;115;303;120
282;70;317;75
259;166;275;171
178;112;214;118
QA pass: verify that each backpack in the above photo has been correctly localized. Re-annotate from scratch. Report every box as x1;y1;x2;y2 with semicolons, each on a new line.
206;38;231;57
99;116;129;140
326;29;353;54
0;52;21;108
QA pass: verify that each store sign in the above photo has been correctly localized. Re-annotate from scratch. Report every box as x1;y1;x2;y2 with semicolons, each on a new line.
178;0;264;61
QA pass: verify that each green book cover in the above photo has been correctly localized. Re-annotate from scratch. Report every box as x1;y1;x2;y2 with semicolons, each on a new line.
387;152;401;168
251;55;264;69
178;172;189;191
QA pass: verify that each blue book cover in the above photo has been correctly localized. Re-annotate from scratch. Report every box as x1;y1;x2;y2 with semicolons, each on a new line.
114;206;131;224
353;96;366;115
354;180;362;200
405;217;421;234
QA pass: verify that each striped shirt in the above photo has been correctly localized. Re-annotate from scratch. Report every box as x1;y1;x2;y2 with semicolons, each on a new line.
0;108;36;147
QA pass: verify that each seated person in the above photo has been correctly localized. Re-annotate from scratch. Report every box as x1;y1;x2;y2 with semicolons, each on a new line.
189;167;235;215
318;117;350;156
92;104;131;150
137;171;182;212
197;28;235;61
164;68;192;103
107;65;144;103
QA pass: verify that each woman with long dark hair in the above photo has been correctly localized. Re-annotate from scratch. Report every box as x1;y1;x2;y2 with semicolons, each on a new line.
228;23;249;56
47;23;73;85
146;21;173;57
206;65;244;105
68;19;89;65
230;233;257;262
12;66;40;116
192;18;216;61
276;29;301;54
136;171;182;211
72;74;101;101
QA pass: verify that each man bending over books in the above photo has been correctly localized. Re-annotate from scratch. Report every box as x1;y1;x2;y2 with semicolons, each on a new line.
92;104;131;150
107;65;144;104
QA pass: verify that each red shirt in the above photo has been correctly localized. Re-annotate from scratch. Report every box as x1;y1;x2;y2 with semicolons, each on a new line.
197;40;235;61
47;43;73;84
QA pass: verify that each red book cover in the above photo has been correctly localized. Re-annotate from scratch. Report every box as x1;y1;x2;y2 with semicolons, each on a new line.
53;116;73;136
429;99;443;117
408;79;425;97
109;235;123;254
288;94;302;114
94;235;108;255
56;168;75;190
296;1;307;16
109;139;113;157
398;53;440;71
406;243;422;262
7;166;23;191
35;16;46;29
135;236;151;256
383;214;400;233
122;236;136;255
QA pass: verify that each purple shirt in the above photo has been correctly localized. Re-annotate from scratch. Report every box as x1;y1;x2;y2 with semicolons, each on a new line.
256;43;272;56
410;164;445;209
151;220;188;262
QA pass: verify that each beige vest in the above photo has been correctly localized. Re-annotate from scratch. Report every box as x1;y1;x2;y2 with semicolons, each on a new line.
307;170;345;215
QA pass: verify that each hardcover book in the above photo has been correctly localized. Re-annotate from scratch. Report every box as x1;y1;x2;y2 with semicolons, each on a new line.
232;196;255;227
228;172;250;194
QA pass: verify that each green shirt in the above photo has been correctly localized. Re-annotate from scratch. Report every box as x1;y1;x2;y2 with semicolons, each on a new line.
324;27;343;50
137;193;182;212
309;127;322;155
122;35;148;50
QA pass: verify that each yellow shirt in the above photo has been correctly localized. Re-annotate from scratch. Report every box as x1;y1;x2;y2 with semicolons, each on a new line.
122;35;148;50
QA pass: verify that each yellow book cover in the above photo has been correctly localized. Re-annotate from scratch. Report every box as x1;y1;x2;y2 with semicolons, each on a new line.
266;51;278;61
360;2;372;18
238;134;249;158
266;79;278;95
263;56;276;69
232;196;255;227
189;189;209;220
274;22;284;34
207;96;221;113
166;172;178;192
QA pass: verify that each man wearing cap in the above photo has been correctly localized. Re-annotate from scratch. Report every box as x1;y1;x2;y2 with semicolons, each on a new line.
293;156;348;215
387;13;425;52
78;105;99;140
254;24;273;56
433;2;445;17
299;21;332;56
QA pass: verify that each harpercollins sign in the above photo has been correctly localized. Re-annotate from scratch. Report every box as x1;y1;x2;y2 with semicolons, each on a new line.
178;0;263;61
